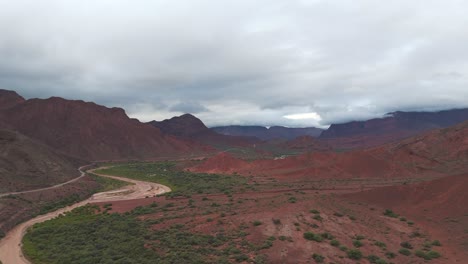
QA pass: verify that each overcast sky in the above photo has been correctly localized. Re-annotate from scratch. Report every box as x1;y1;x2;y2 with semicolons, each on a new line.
1;0;468;127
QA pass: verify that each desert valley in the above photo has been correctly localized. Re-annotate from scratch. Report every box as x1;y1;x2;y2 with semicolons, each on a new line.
1;1;468;263
0;89;466;264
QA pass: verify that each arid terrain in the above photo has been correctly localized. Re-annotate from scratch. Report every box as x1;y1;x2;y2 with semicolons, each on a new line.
0;90;466;264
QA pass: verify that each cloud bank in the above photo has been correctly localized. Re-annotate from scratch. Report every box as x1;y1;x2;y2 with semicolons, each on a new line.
1;0;468;127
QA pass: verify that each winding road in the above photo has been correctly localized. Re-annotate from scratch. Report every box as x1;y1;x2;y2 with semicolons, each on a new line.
0;167;171;264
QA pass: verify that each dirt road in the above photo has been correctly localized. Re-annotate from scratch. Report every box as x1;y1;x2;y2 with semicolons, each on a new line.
0;167;171;264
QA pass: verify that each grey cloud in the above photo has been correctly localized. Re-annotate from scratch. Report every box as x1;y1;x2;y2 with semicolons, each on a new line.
169;102;209;114
1;0;468;127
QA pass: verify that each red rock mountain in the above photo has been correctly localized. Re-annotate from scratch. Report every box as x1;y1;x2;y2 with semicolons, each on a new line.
211;125;323;140
320;109;468;148
148;114;258;147
0;90;211;160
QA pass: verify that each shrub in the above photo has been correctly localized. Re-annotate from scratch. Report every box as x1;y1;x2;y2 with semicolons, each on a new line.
347;249;363;260
310;209;320;214
253;221;262;226
288;197;297;203
383;209;398;218
399;217;407;222
415;250;441;260
321;232;334;240
374;241;386;249
431;240;442;246
313;214;323;221
303;232;323;242
354;235;365;240
330;239;340;247
353;240;363;248
312;253;325;263
407;221;414;226
339;245;348;252
367;255;381;263
385;252;396;259
400;241;413;249
427;250;441;259
398;248;411;256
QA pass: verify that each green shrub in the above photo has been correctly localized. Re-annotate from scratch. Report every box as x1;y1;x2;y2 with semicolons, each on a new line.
354;235;365;240
383;209;398;218
253;220;262;226
415;250;441;260
385;252;396;259
312;253;325;263
347;249;363;260
374;241;386;249
321;232;334;240
272;219;281;225
400;241;413;249
339;245;348;252
353;240;363;247
313;214;323;221
431;240;442;246
309;209;320;214
366;255;388;264
330;239;340;247
303;232;323;242
399;248;411;256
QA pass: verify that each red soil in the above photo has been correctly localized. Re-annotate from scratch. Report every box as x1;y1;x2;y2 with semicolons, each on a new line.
345;174;468;261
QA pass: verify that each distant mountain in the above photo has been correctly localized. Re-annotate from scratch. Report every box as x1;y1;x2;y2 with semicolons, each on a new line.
0;129;83;192
0;89;210;160
148;114;258;147
211;125;323;140
192;121;468;179
321;109;468;138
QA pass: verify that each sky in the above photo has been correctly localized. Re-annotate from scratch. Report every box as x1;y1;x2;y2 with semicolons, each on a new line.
1;0;468;128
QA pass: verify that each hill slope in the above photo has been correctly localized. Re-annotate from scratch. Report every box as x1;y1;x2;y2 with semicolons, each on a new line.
0;129;82;192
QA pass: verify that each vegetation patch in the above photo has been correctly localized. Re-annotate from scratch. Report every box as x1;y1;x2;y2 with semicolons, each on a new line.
95;162;249;197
